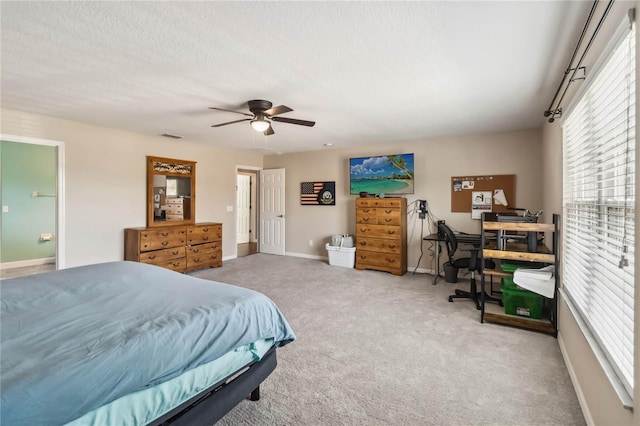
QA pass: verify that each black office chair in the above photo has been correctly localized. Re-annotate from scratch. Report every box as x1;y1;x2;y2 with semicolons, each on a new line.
438;223;500;310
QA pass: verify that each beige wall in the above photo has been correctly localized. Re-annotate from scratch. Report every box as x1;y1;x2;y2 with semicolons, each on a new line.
0;108;263;267
540;1;639;424
264;128;543;271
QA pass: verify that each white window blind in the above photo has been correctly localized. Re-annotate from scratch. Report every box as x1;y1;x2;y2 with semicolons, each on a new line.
562;14;635;400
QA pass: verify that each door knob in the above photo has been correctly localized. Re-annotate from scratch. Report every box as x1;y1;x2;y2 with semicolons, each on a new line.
277;214;284;218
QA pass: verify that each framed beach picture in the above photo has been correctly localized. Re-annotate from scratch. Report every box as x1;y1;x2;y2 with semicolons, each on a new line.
349;153;414;195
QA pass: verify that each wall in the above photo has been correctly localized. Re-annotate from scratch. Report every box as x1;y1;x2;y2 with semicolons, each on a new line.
0;140;56;263
540;1;639;424
0;108;263;268
264;128;543;271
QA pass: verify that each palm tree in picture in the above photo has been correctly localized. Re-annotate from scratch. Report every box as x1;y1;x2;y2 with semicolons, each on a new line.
386;155;413;179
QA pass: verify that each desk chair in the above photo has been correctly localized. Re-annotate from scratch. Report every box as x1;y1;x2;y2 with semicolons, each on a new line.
438;223;501;310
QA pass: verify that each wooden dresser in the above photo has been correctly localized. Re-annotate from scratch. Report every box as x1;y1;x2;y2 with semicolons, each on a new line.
125;222;222;273
355;198;407;275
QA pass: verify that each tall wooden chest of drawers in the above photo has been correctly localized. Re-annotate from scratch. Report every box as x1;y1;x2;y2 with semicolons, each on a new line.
125;222;222;273
355;198;407;276
165;197;191;221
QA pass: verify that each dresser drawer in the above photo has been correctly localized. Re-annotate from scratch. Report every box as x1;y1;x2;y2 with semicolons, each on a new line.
166;214;184;221
356;237;402;254
165;204;183;214
188;224;221;244
186;242;220;256
139;229;186;251
384;199;403;208
165;198;184;205
149;257;186;273
356;209;377;224
186;252;222;270
356;198;386;208
355;224;402;240
355;250;402;269
139;246;185;263
376;208;401;225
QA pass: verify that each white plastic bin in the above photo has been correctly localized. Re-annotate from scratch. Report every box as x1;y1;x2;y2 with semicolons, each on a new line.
330;234;354;248
325;243;356;268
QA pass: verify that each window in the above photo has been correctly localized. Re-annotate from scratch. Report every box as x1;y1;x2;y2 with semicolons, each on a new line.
562;14;635;403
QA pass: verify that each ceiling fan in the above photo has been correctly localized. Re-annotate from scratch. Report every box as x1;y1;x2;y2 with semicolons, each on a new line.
210;100;315;135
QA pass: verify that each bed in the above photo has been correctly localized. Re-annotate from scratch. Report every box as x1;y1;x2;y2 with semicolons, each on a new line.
0;261;295;425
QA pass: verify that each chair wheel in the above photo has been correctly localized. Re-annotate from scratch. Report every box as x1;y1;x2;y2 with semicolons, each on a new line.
448;296;454;302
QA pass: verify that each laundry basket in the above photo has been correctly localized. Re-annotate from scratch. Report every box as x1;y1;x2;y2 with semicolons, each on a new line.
325;243;356;268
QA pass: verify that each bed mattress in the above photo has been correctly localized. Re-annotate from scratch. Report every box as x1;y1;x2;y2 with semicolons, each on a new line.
1;261;295;425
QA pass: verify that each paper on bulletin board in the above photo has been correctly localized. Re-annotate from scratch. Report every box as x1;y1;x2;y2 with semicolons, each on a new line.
493;188;508;206
471;191;492;219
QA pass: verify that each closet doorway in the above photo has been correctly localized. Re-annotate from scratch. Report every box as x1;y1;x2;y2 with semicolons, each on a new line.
236;168;259;257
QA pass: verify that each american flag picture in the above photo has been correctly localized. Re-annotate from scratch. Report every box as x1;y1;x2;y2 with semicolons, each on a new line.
300;181;335;205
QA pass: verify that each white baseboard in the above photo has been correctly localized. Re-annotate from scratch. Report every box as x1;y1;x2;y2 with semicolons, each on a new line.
1;257;56;270
222;255;237;261
410;266;436;274
558;332;594;426
285;252;327;261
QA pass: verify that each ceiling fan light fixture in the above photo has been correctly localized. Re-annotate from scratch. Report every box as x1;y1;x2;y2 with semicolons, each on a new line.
250;118;270;132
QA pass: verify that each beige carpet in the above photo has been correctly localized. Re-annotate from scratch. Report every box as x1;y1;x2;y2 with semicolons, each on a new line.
191;254;584;426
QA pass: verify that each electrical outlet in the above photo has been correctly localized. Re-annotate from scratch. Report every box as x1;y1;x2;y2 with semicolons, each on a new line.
309;239;313;247
2;205;8;213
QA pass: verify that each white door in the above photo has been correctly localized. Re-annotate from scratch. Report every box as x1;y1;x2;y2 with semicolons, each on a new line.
236;174;251;244
260;168;285;255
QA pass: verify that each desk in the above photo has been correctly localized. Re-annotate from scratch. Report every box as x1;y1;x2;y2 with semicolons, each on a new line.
423;233;482;285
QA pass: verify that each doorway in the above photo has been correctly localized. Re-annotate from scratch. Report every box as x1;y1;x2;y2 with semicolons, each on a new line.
259;168;285;256
0;134;65;277
236;168;259;257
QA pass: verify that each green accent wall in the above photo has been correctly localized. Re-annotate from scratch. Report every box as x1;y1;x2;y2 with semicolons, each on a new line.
1;141;56;263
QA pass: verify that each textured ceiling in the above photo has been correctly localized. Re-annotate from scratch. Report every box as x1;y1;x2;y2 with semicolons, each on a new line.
1;1;591;154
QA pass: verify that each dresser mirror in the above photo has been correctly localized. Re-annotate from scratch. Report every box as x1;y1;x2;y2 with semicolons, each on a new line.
147;156;196;227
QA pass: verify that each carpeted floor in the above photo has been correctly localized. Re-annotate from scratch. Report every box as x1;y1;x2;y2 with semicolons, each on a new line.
190;254;585;426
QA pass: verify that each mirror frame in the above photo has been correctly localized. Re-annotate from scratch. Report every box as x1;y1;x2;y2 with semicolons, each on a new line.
147;155;196;227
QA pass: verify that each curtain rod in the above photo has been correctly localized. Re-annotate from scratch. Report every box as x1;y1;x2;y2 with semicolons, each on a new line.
544;0;615;123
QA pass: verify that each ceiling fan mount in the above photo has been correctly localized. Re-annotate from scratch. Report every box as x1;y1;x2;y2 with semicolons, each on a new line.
247;99;274;115
210;100;315;136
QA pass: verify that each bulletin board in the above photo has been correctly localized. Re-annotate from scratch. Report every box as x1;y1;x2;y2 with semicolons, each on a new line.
451;174;515;215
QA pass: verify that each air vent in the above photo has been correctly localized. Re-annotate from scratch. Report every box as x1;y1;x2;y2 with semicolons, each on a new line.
161;133;183;139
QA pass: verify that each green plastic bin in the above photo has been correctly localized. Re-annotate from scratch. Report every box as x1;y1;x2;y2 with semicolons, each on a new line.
501;276;518;290
501;280;543;319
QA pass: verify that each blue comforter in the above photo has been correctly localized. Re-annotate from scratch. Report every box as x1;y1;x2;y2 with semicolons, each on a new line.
1;261;295;425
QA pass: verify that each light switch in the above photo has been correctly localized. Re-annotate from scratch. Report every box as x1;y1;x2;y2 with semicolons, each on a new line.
2;206;8;213
226;205;233;212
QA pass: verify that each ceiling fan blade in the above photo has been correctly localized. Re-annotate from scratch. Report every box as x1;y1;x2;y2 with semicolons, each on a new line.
209;107;253;117
264;105;293;117
211;118;251;127
271;116;316;127
264;124;275;136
